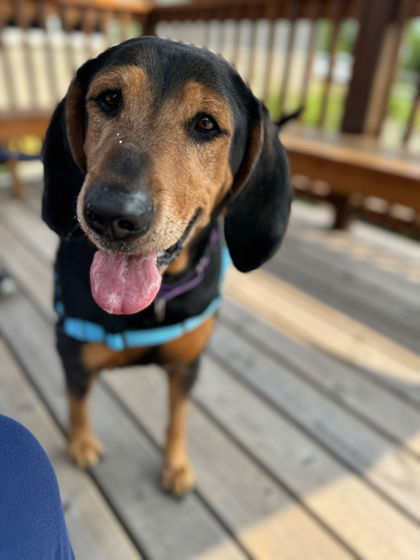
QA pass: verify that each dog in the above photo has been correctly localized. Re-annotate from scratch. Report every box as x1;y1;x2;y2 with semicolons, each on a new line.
42;36;292;496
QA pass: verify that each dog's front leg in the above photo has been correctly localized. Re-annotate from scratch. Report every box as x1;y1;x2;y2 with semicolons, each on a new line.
57;335;105;468
162;360;199;497
160;317;215;496
67;388;105;469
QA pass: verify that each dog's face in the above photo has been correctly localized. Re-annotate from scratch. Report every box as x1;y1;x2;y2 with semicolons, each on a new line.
43;38;291;314
78;63;234;258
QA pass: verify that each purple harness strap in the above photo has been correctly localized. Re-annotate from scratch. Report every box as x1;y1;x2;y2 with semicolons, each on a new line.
153;227;219;322
157;227;219;303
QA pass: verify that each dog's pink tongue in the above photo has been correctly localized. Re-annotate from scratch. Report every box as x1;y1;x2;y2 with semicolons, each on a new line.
90;251;162;315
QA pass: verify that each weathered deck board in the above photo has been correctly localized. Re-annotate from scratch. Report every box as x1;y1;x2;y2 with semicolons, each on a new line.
194;357;420;560
224;267;420;407
267;240;420;353
290;195;420;266
209;323;420;521
0;340;141;560
0;294;246;560
0;222;53;318
281;224;420;310
287;206;420;304
1;184;420;559
0;195;57;263
267;204;420;352
105;367;353;560
220;300;420;455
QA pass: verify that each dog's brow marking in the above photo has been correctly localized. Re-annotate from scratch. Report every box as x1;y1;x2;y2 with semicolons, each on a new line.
145;79;234;274
179;81;232;132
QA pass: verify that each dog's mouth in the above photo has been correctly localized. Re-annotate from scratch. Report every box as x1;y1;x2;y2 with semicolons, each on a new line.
89;210;200;315
156;209;200;267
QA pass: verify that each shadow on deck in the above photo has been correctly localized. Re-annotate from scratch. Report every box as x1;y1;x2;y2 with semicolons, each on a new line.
1;177;420;560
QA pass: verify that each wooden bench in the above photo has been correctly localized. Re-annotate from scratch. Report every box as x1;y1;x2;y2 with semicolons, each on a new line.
0;112;50;197
283;129;420;233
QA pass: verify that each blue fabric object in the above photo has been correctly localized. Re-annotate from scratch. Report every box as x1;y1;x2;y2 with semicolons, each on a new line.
0;147;40;163
0;416;74;560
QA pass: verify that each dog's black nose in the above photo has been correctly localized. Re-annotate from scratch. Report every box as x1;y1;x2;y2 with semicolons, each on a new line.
84;184;154;241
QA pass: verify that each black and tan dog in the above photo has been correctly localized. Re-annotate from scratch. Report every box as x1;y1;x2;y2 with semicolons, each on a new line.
42;37;291;496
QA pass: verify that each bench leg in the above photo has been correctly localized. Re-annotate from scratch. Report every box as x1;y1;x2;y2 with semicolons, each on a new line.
330;194;355;230
7;159;24;198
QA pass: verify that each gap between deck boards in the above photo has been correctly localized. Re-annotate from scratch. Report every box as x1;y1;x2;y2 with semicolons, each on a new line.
224;268;420;385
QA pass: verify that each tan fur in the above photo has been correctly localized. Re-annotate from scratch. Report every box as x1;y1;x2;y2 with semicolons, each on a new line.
65;64;230;495
162;371;195;496
160;316;215;364
161;318;215;494
65;80;86;171
230;115;264;196
70;67;233;275
81;341;149;371
68;392;104;468
166;250;190;276
72;342;150;469
72;319;215;490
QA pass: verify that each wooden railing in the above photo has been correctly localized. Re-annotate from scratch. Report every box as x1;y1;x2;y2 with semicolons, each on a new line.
1;0;419;234
144;0;420;151
1;0;419;147
0;0;151;126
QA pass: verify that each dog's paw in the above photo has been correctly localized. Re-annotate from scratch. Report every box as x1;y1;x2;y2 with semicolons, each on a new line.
162;462;195;497
69;432;105;469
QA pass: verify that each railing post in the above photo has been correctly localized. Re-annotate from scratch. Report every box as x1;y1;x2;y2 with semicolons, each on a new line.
143;11;157;36
364;0;412;136
341;0;398;134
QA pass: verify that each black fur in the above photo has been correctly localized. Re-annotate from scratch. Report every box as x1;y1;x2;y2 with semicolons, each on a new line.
43;38;292;491
225;104;292;272
42;99;84;239
180;359;200;395
56;331;92;399
42;37;291;271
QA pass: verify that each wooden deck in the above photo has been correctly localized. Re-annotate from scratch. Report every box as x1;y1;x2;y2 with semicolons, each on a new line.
1;177;420;560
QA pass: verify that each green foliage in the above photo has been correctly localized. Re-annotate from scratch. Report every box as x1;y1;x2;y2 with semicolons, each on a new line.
402;20;420;72
266;80;418;136
266;80;346;131
316;19;358;54
387;85;412;121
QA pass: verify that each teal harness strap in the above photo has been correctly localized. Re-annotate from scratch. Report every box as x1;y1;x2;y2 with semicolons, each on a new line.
62;297;221;351
57;246;231;351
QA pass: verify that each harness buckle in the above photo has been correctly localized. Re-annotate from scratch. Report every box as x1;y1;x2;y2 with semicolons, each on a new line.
154;297;166;323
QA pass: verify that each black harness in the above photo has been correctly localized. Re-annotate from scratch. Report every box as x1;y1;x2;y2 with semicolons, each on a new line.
54;222;230;351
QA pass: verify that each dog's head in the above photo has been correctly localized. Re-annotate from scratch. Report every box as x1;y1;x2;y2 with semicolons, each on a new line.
43;37;291;314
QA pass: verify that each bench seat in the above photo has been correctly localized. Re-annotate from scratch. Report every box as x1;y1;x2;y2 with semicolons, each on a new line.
282;128;420;232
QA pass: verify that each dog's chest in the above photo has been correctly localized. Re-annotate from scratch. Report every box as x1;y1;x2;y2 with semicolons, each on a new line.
53;234;226;351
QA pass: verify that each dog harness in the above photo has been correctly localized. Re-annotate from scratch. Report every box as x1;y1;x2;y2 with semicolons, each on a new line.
54;224;230;351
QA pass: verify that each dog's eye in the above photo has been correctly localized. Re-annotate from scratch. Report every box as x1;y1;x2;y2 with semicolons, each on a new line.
195;116;216;132
94;89;122;117
189;113;221;142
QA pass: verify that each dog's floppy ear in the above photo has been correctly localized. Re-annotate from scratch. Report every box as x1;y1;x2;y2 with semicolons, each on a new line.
224;101;292;272
42;59;96;238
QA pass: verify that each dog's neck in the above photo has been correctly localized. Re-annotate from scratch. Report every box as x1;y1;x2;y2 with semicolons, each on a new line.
166;250;190;276
163;221;217;281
